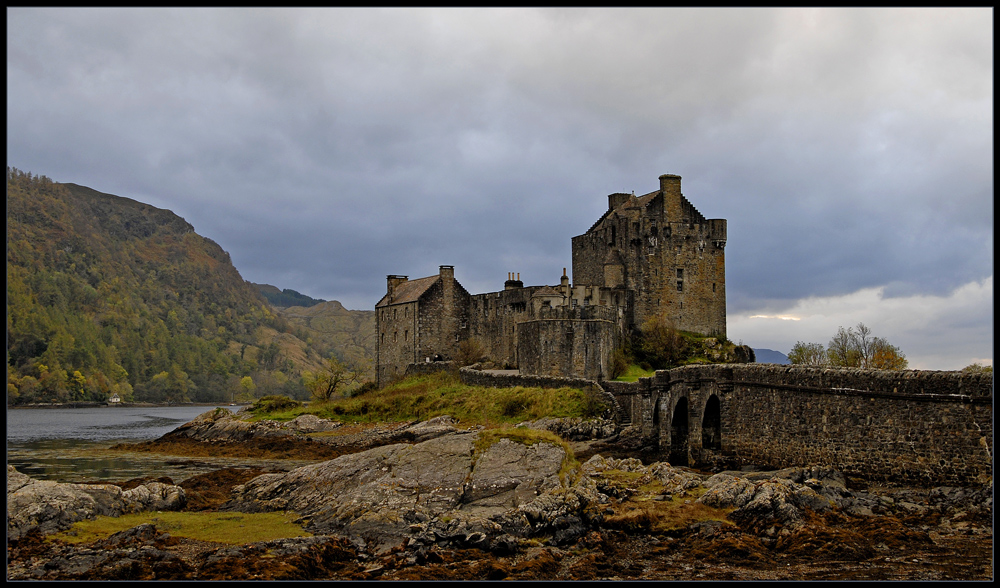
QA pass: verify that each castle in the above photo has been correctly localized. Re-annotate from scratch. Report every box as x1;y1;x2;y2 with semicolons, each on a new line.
375;174;727;387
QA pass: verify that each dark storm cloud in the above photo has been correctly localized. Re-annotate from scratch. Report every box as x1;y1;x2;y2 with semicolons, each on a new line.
7;7;992;368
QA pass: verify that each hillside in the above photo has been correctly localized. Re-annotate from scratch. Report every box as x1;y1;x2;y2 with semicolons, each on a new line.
6;167;328;405
272;300;376;378
252;283;326;308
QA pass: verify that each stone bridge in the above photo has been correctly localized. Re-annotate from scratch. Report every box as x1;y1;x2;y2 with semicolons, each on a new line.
604;364;993;486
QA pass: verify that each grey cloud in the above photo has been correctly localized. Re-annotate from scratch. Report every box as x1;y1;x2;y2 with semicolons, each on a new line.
7;7;992;348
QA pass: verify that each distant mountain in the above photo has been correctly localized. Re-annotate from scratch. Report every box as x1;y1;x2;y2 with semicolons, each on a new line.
753;348;791;365
6;167;327;405
252;283;326;308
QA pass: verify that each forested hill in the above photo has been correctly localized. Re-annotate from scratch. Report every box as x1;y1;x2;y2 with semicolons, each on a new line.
252;283;325;308
6;167;329;405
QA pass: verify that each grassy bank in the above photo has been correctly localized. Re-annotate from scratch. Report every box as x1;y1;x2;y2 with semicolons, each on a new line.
246;371;605;427
50;511;310;545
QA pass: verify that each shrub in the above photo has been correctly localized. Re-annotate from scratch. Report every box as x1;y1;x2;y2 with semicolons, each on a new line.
248;395;301;416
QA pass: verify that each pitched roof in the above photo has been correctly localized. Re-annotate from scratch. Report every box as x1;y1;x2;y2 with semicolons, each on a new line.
583;189;661;234
376;275;438;307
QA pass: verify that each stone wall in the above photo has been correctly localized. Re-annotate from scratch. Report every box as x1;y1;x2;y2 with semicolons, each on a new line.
468;288;532;368
376;301;419;386
517;307;620;381
606;364;993;486
570;174;726;337
404;361;456;378
719;365;992;486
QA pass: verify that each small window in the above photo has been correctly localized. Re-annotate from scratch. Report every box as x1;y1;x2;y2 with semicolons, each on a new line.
404;330;408;341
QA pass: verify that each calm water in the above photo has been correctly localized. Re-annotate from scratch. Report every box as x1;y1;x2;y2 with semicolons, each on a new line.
7;405;311;483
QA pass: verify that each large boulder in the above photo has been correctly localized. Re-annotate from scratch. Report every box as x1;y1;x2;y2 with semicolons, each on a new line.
7;466;186;540
225;429;586;550
698;468;845;535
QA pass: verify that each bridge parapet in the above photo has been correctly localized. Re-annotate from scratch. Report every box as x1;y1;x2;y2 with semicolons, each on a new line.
602;364;993;486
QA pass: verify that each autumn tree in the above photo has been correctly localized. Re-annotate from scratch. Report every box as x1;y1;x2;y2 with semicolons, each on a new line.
961;363;993;374
636;315;690;370
869;338;908;370
790;323;907;370
454;338;487;366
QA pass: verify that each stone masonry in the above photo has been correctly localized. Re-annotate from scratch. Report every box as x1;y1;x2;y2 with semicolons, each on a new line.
375;174;726;386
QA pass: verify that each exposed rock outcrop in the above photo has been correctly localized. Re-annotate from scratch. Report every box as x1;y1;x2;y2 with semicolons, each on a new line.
223;428;598;551
7;466;186;540
167;409;461;450
518;417;617;441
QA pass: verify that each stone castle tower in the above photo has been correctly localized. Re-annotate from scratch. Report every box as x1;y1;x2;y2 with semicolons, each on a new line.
571;174;726;335
376;174;726;386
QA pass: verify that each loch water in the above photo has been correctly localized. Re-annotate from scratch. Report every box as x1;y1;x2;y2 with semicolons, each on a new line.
5;405;267;483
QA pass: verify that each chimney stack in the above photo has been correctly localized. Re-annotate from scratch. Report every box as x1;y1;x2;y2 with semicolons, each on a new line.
659;174;682;221
386;275;408;304
608;192;631;212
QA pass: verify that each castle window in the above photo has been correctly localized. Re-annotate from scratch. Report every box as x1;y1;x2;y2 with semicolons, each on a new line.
393;331;397;342
676;268;684;292
713;283;716;293
404;330;408;341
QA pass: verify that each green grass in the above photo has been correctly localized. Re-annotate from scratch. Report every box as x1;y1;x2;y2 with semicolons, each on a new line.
248;371;602;427
614;364;655;382
50;511;310;545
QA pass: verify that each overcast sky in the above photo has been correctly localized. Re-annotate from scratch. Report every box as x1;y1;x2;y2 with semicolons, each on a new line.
7;7;993;369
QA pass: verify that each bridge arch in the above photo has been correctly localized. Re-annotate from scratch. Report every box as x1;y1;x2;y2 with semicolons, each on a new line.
701;393;722;450
668;396;690;466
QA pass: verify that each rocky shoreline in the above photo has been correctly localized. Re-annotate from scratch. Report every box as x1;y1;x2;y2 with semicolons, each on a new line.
7;410;993;580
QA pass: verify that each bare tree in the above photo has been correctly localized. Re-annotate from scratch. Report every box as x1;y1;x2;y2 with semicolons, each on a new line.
788;341;827;365
304;356;364;402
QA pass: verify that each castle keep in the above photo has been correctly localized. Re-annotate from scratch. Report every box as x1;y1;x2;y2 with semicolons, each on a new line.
375;174;727;387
